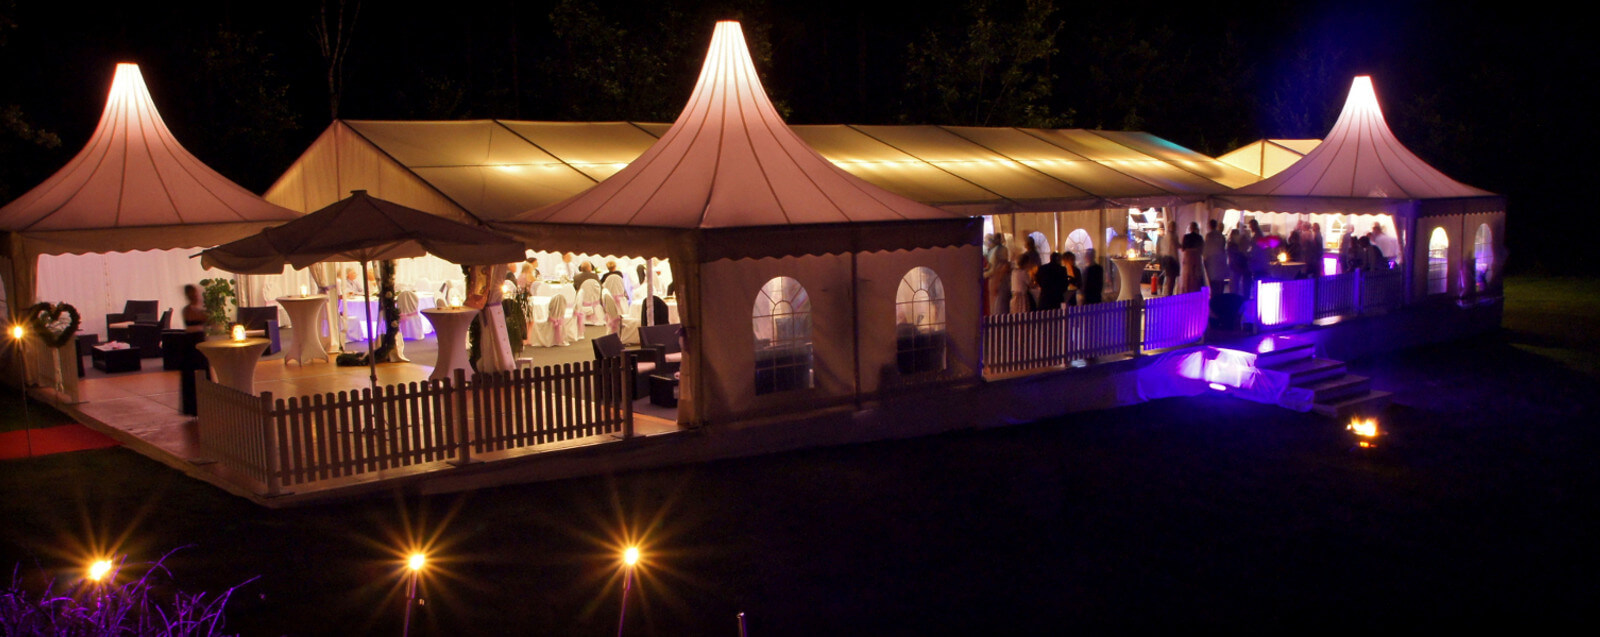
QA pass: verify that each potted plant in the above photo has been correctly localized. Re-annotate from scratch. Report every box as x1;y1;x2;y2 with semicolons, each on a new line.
198;277;237;336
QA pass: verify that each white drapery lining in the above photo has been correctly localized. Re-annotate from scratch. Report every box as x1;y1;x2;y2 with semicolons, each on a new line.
37;249;229;337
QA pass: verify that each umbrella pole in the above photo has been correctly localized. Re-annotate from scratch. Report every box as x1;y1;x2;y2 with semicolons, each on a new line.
362;261;377;392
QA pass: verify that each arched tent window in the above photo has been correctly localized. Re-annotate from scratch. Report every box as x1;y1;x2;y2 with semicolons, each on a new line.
1064;229;1093;266
895;267;947;375
1474;224;1494;289
1428;227;1450;295
752;276;813;395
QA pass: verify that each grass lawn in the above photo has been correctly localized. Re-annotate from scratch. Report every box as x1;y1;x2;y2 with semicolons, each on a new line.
3;274;1598;634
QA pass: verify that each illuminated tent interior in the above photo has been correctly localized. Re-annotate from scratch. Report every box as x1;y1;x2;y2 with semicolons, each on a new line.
0;63;301;337
489;21;980;426
1217;76;1505;299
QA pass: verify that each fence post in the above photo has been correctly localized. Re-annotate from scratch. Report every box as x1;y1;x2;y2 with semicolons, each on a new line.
452;367;471;465
621;357;634;440
1128;295;1144;356
1353;268;1365;315
259;391;281;497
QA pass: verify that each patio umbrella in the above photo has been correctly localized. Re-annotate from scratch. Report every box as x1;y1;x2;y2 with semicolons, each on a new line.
200;190;525;391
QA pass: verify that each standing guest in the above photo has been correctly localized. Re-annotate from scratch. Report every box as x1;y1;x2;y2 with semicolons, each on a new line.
1287;227;1303;264
181;284;207;332
1203;219;1228;292
1012;236;1041;313
1156;221;1180;296
1362;235;1387;271
1307;223;1326;277
1061;251;1082;306
1228;229;1253;298
1035;252;1069;311
1370;223;1399;265
516;262;538;293
983;233;1011;316
1341;228;1358;274
1081;249;1104;304
1178;222;1206;294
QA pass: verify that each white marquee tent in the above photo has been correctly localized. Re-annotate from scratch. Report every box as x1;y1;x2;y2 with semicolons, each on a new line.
494;21;980;426
1215;76;1505;298
0;64;301;336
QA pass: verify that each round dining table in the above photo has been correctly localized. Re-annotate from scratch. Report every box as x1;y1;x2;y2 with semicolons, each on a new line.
422;307;479;381
628;296;681;324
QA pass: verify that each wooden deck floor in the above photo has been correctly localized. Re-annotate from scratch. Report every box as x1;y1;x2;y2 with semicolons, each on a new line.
35;327;682;505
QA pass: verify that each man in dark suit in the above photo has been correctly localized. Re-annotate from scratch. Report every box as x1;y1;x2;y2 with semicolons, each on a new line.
1081;249;1104;304
1035;252;1069;311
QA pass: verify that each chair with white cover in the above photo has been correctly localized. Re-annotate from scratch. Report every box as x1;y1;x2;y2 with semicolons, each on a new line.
576;279;605;326
396;289;426;340
601;292;624;336
618;296;668;346
528;294;574;348
602;275;628;309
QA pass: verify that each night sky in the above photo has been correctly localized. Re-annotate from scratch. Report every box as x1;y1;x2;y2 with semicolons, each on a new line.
1;0;1589;267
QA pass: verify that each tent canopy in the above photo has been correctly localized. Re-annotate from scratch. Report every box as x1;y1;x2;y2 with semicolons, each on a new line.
264;127;1254;230
0;63;299;254
1220;77;1500;215
1217;139;1321;178
200;191;525;275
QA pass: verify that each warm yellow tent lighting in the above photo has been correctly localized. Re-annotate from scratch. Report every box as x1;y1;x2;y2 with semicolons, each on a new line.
407;552;426;572
622;546;640;567
8;324;22;340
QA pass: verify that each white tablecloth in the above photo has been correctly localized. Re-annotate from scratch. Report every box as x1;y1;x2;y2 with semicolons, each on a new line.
342;294;438;342
628;297;681;324
525;295;584;346
531;281;578;306
399;292;438;339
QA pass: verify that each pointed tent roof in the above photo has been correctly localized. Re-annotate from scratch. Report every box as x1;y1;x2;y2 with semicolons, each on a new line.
1223;76;1497;214
499;22;964;238
0;63;298;251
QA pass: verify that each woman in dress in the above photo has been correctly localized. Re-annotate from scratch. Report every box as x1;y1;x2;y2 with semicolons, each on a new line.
1177;222;1207;294
182;284;207;332
1012;235;1041;313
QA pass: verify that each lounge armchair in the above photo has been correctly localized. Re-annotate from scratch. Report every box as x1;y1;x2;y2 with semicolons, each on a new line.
236;306;282;356
124;308;172;358
639;324;682;373
592;333;657;399
106;300;159;342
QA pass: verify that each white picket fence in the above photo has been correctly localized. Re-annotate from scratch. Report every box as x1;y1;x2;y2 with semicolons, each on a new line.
197;359;631;496
982;290;1209;375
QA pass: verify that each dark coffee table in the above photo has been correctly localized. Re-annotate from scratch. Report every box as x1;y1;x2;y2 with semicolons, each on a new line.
648;373;679;407
91;346;142;374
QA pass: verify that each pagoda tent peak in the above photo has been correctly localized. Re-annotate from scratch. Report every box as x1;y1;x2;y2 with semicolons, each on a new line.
501;21;964;234
0;63;299;240
1229;76;1495;203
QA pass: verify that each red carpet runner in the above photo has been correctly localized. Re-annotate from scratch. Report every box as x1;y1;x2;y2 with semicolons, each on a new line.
0;425;121;460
